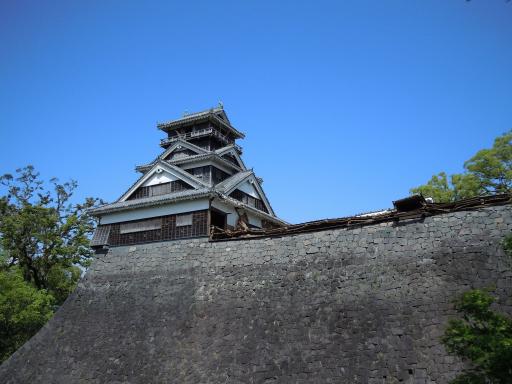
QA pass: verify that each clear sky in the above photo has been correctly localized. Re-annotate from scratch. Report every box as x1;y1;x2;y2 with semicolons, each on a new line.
1;0;511;223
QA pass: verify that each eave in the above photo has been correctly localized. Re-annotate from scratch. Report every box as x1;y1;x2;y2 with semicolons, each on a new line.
157;113;245;139
169;153;244;172
89;189;214;216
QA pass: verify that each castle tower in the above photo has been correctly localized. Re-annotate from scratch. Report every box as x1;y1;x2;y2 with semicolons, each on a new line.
90;106;286;249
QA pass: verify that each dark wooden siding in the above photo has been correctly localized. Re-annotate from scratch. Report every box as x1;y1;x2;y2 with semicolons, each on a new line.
106;210;208;246
127;180;192;200
167;122;210;138
212;167;230;184
188;136;212;150
188;136;228;151
185;166;230;185
185;166;211;183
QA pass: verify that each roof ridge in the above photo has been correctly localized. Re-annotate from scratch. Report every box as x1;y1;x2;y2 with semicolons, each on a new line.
184;106;223;117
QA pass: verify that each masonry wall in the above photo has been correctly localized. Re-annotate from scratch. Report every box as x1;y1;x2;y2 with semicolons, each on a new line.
1;205;512;384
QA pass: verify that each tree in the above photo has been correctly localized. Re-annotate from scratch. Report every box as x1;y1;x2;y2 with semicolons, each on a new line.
411;131;512;202
0;256;54;363
441;235;512;383
0;166;101;362
442;289;512;383
0;166;100;305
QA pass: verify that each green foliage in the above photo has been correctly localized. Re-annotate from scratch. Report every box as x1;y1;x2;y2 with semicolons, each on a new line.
0;166;100;305
46;264;82;305
411;131;512;202
0;257;54;363
442;289;512;383
464;132;512;195
0;166;102;363
410;172;457;203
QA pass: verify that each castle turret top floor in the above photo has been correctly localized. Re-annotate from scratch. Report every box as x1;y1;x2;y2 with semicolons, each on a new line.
157;106;245;151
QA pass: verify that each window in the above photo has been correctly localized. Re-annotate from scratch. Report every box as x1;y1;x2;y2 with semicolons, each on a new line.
120;218;161;234
193;167;204;179
176;214;193;227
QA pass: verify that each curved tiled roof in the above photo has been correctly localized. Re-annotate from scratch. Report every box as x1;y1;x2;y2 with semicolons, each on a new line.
90;188;213;215
168;153;243;172
157;107;245;139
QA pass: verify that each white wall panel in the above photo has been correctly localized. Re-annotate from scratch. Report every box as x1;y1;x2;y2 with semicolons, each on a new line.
100;199;209;224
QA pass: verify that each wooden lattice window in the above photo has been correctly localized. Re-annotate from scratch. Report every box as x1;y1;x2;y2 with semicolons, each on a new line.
176;214;193;227
127;180;192;200
91;225;111;246
119;218;162;234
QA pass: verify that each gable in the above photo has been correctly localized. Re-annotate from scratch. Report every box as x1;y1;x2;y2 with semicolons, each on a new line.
119;162;209;202
215;109;231;124
221;153;243;168
229;188;268;214
217;147;246;170
127;179;193;201
142;171;179;187
237;180;260;199
159;140;208;161
125;168;194;201
223;174;273;215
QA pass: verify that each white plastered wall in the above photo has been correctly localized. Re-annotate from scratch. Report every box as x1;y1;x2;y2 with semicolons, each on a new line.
237;179;260;198
100;199;209;224
142;171;179;187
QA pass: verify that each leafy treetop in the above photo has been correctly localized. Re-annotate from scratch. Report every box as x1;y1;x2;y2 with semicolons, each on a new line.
411;131;512;202
0;165;101;304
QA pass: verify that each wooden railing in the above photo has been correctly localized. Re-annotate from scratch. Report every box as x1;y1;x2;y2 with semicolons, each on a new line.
160;127;242;152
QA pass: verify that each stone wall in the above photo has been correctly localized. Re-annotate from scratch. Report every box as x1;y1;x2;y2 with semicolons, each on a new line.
1;205;512;384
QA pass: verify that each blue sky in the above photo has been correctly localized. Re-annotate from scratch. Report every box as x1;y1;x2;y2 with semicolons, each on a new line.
1;0;511;223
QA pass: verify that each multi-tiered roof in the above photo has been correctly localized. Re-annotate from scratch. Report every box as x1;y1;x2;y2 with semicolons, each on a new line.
90;106;286;248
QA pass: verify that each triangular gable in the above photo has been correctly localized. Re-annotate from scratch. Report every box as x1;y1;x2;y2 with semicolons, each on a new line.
219;172;275;216
215;146;246;170
159;139;209;161
141;171;179;187
215;109;231;124
119;161;209;202
135;139;209;174
236;179;262;198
